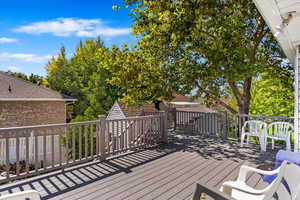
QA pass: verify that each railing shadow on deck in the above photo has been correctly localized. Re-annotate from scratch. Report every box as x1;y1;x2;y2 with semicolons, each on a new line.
170;130;278;166
0;143;183;200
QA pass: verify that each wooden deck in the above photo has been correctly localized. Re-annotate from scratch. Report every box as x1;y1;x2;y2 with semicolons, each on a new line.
0;131;278;200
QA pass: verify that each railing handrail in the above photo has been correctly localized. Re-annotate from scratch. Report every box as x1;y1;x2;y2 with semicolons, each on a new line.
106;114;160;122
232;113;293;120
0;120;100;131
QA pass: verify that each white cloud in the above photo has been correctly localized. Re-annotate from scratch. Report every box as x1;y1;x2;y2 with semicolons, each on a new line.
7;66;21;72
0;37;17;43
0;52;51;63
14;18;131;37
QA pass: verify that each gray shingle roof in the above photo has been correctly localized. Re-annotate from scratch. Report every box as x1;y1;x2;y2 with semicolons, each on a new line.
0;72;76;101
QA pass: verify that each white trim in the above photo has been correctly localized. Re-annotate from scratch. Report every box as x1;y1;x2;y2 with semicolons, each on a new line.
169;102;200;106
295;46;299;152
0;98;77;102
252;0;296;63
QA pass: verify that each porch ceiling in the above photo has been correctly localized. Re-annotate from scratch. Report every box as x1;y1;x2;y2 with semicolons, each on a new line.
253;0;300;63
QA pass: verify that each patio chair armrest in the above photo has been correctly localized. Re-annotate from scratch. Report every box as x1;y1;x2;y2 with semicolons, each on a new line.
192;183;235;200
237;164;279;182
222;181;268;195
0;190;40;200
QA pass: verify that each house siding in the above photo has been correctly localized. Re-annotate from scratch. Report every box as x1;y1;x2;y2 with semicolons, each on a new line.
295;46;300;152
106;102;126;120
0;101;66;128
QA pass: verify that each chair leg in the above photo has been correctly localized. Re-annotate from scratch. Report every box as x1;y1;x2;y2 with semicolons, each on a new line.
286;139;291;151
272;139;274;150
241;134;245;147
259;136;266;152
246;136;249;145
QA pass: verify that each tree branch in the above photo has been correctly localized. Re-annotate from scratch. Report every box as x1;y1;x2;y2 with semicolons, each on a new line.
195;81;238;114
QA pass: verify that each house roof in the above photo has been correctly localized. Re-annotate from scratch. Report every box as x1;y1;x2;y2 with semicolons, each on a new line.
118;102;158;117
171;94;191;102
0;72;76;101
253;0;300;63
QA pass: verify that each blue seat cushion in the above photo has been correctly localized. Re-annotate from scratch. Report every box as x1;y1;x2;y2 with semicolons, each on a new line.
262;150;300;183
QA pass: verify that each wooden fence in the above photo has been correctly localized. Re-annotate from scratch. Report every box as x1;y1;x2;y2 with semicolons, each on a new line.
0;114;167;184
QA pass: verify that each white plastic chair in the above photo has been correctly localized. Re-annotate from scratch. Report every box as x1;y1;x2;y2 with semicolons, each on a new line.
240;120;267;151
266;122;293;151
220;161;300;200
0;190;40;200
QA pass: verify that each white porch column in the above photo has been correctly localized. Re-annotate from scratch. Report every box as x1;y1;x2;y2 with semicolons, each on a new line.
295;46;300;152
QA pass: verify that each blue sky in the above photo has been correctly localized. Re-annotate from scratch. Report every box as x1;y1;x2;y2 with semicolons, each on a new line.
0;0;135;76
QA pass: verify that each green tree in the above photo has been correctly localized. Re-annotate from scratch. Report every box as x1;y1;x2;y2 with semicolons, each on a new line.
108;0;289;114
250;70;294;116
46;38;122;120
7;71;46;86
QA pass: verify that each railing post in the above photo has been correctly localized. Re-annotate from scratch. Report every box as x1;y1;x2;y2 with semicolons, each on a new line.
159;111;168;143
224;112;229;138
98;115;106;161
172;107;177;131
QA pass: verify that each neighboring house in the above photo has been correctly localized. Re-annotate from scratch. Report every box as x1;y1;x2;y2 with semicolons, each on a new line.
0;72;76;128
168;94;229;113
0;72;75;165
107;101;160;120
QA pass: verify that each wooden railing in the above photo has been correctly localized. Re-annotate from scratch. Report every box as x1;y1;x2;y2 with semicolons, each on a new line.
0;114;166;184
175;110;294;139
224;113;294;139
175;111;225;136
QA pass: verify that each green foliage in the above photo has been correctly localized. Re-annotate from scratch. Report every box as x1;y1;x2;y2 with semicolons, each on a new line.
7;71;47;86
46;38;123;121
250;70;294;116
107;0;289;114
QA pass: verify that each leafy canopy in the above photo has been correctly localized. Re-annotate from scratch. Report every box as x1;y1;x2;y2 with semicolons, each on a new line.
107;0;290;114
46;38;123;121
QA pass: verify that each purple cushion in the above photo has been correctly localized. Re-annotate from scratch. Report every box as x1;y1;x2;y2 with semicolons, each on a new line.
262;150;300;183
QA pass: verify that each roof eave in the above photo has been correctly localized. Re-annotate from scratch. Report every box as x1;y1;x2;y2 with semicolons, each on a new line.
253;0;296;64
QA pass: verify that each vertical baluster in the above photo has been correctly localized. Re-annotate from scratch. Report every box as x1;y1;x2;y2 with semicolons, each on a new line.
179;112;182;129
72;126;76;162
51;133;55;168
121;120;124;151
5;134;10;181
132;119;136;148
43;130;47;169
123;120;126;151
58;128;62;167
181;111;183;128
96;122;99;157
128;120;132;150
34;131;38;173
112;121;115;154
25;130;29;174
107;121;110;156
143;119;147;146
16;130;20;176
144;119;147;146
79;126;82;160
117;120;120;152
203;113;206;134
156;117;159;143
90;124;94;158
238;116;242;138
209;113;212;134
140;119;143;147
66;125;70;165
85;125;88;159
137;119;142;147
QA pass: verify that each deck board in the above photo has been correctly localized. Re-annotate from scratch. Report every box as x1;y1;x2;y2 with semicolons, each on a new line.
0;131;278;200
